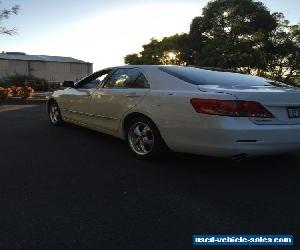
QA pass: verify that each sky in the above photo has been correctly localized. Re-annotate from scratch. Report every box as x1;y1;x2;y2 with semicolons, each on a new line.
1;0;300;70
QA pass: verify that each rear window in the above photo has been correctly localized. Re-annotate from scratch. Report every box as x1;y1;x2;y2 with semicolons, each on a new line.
159;66;273;86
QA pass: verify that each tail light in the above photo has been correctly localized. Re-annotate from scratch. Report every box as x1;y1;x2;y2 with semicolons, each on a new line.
190;99;274;118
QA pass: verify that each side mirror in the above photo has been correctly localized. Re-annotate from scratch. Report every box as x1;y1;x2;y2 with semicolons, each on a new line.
63;81;74;88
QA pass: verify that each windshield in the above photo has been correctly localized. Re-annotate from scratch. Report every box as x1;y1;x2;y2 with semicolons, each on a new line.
159;66;277;87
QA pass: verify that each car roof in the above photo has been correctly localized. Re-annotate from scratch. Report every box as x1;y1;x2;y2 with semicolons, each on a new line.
114;65;163;68
104;65;243;74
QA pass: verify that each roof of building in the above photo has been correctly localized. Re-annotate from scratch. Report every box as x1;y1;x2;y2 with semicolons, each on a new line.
0;52;92;64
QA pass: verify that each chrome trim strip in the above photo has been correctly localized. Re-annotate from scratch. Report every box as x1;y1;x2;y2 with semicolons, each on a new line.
62;108;117;120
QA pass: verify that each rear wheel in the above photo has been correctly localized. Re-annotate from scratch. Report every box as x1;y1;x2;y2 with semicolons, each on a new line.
126;117;166;160
48;100;64;126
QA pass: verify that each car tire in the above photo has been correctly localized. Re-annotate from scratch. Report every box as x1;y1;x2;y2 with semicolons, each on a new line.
125;116;166;160
48;100;64;126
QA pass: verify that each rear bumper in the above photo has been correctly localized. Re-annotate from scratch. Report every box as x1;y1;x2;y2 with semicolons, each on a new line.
160;117;300;157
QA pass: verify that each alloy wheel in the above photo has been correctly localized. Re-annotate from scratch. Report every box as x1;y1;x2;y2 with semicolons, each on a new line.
128;122;155;156
49;102;60;124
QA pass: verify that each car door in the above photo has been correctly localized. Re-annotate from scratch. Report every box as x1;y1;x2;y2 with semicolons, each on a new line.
89;68;150;132
62;70;112;124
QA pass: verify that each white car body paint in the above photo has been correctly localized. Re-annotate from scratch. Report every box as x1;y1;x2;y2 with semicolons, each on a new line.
49;65;300;158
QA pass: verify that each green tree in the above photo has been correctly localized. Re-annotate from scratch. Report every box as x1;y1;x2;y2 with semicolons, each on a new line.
0;3;19;35
124;0;300;85
189;0;276;68
125;35;184;65
261;13;300;83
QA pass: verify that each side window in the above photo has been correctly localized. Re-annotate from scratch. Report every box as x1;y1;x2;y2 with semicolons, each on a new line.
103;69;129;88
83;80;99;89
103;68;150;89
130;72;150;88
76;70;111;89
96;73;109;83
85;73;109;88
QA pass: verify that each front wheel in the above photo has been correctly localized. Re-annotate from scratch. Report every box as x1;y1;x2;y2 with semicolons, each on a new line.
48;100;64;126
126;117;166;160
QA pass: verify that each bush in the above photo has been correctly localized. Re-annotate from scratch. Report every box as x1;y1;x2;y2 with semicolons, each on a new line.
0;87;8;99
0;86;34;99
7;87;14;97
1;74;48;91
15;86;34;99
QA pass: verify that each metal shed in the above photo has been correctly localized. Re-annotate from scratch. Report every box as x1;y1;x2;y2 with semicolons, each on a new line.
0;52;93;82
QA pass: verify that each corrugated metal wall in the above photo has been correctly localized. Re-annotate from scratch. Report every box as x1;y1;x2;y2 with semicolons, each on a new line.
0;59;93;82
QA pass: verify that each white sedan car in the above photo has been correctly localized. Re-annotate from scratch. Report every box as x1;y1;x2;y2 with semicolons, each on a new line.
47;65;300;160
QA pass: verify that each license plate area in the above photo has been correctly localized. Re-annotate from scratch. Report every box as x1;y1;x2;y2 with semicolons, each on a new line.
287;107;300;119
